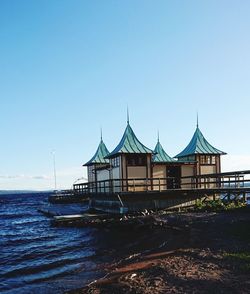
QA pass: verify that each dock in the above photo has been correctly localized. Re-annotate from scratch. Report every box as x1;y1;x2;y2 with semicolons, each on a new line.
48;189;89;204
73;170;250;214
50;210;167;229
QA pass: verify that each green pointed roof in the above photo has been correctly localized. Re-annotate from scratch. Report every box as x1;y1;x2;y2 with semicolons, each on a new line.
153;141;175;163
107;123;153;158
84;139;110;166
175;126;226;158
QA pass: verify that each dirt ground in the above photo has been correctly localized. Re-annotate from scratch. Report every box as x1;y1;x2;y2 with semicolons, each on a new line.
69;211;250;294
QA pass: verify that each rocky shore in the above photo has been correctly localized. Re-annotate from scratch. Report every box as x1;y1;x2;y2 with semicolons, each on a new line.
68;210;250;294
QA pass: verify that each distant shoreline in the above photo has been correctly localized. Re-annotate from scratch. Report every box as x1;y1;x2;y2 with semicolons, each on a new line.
0;190;53;195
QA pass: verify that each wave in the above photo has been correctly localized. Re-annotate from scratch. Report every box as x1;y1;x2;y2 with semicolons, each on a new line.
1;254;94;279
1;234;56;248
0;194;96;294
0;213;35;219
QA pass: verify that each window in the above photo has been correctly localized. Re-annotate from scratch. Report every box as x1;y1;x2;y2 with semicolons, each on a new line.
88;166;94;182
200;155;206;164
126;154;147;166
200;155;216;165
111;157;120;167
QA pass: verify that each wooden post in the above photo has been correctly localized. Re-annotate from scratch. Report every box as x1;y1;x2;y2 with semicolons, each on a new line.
243;192;246;203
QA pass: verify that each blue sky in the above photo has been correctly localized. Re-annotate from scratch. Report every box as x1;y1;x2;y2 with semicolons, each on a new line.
1;0;250;190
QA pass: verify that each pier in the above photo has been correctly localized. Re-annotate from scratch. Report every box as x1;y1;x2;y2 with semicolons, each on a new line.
48;190;88;204
73;170;250;213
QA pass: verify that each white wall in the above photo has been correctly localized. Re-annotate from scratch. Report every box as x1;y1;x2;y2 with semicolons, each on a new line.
181;165;195;189
152;165;167;190
127;166;147;178
181;165;194;177
87;166;95;182
96;169;109;181
110;166;120;192
200;165;216;175
96;169;110;193
153;165;166;178
111;166;120;179
126;167;147;191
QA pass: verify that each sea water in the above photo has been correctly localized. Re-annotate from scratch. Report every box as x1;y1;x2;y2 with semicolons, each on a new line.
0;192;168;294
0;193;99;294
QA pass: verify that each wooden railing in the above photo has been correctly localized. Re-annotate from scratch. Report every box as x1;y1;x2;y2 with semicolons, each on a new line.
73;170;250;195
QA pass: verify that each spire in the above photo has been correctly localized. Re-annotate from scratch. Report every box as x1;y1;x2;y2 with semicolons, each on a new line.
127;106;130;124
153;139;175;163
157;130;160;142
196;112;199;128
107;123;153;158
100;127;103;141
175;125;226;158
83;138;110;166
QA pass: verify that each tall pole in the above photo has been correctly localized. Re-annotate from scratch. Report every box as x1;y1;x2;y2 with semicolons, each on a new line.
52;150;57;191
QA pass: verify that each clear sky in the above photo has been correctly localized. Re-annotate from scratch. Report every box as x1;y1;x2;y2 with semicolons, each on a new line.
1;0;250;190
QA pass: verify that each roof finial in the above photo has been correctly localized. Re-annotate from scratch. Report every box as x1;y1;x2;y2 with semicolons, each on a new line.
196;112;199;128
100;127;103;141
157;130;160;142
127;106;130;124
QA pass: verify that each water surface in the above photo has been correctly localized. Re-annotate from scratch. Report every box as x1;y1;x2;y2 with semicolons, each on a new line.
0;192;168;293
0;193;97;294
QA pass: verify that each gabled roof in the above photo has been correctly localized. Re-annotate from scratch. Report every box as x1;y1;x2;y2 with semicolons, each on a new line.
84;139;110;166
107;123;153;158
153;140;175;163
175;126;226;158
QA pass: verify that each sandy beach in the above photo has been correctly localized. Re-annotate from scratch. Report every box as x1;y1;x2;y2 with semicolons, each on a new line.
69;210;250;294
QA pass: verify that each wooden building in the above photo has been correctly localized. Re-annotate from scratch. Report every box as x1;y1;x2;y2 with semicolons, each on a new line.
83;136;110;192
152;137;179;190
106;121;153;192
175;124;226;188
84;121;226;192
